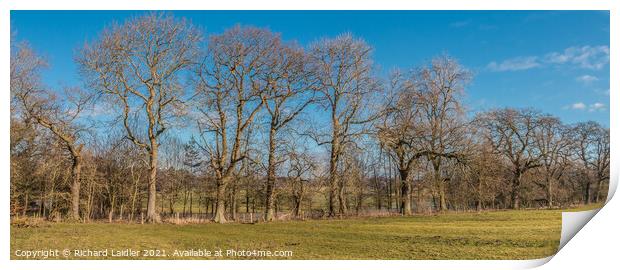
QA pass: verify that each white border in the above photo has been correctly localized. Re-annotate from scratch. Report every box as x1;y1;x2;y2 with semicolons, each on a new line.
1;1;616;270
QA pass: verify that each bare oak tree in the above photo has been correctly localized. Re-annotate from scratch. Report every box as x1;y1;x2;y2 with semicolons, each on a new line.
12;43;90;220
307;33;380;217
260;41;315;221
477;108;542;209
195;26;275;223
415;56;471;211
463;139;503;211
78;13;202;222
571;122;610;204
378;71;425;215
379;56;470;213
284;144;316;218
534;116;570;207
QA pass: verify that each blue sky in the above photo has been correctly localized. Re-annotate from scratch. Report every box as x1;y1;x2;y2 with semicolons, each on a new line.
10;10;610;126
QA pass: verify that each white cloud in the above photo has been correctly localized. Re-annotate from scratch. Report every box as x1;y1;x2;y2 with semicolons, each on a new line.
589;102;606;112
576;75;599;84
545;52;570;64
544;45;609;70
566;102;606;112
488;45;609;72
571;102;586;110
487;56;540;72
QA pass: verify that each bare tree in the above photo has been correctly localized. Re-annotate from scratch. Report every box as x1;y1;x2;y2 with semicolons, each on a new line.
571;122;610;204
378;56;470;214
461;134;504;211
285;144;316;218
260;40;314;221
195;26;275;223
12;43;92;220
377;70;425;215
415;56;471;211
78;13;202;222
306;33;381;217
534;116;570;208
477;108;542;209
343;146;374;215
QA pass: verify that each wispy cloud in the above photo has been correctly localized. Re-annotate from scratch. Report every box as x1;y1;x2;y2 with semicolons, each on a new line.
544;45;609;70
488;45;609;72
576;75;599;84
570;102;586;110
487;56;540;72
594;88;610;96
589;102;605;112
565;102;606;112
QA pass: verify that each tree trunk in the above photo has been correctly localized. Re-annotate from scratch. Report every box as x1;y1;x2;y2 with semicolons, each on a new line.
356;192;363;215
275;198;279;218
338;176;347;216
160;195;164;216
108;196;115;223
168;197;174;215
146;142;160;223
230;184;238;221
328;141;339;217
130;178;139;221
189;192;193;217
433;162;447;212
293;196;302;218
511;171;522;209
182;190;188;216
245;192;250;213
399;169;412;215
205;197;209;215
595;177;605;203
584;182;591;204
213;176;229;223
476;176;483;212
387;167;392;211
438;181;447;211
22;193;29;216
264;127;277;221
293;181;304;218
69;155;82;221
546;176;553;208
417;185;423;214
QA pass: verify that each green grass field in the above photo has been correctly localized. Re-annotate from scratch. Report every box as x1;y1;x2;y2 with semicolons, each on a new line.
10;205;601;260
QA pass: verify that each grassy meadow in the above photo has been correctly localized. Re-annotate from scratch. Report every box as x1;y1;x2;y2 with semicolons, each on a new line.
10;205;601;260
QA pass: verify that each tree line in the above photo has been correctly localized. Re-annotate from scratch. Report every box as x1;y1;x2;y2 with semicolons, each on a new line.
10;13;610;223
